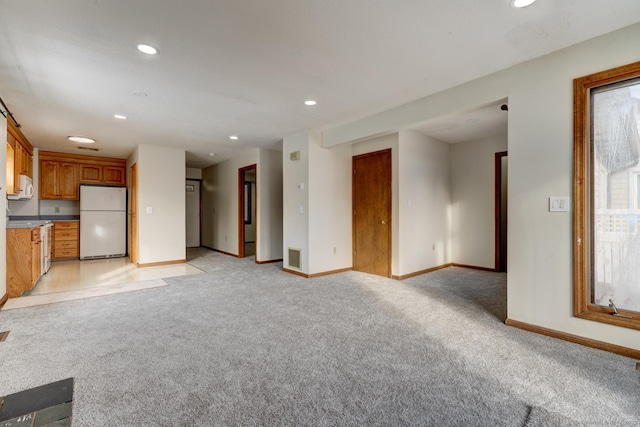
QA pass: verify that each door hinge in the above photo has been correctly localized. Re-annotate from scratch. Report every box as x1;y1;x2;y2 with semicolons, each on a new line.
353;168;356;175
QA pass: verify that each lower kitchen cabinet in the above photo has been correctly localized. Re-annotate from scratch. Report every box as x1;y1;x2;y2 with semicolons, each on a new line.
6;227;41;298
53;221;79;259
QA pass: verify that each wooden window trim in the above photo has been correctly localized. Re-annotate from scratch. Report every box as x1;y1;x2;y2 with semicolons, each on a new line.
573;60;640;331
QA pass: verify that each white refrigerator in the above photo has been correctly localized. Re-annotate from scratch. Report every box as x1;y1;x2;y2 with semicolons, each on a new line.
80;185;127;260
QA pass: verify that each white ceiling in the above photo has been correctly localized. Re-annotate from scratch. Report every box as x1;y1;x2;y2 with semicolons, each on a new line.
1;1;639;168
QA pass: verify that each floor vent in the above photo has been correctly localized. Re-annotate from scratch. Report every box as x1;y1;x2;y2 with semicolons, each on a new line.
0;331;9;342
288;248;301;269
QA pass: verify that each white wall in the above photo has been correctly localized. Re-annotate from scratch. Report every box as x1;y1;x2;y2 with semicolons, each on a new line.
308;133;352;274
136;144;186;264
352;133;400;275
258;148;283;262
450;132;508;268
282;132;310;272
320;23;640;351
1;114;6;298
398;131;451;276
201;149;259;255
186;167;202;180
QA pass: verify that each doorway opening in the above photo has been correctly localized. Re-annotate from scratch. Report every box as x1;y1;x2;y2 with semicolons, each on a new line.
186;179;201;248
495;151;508;272
238;164;257;258
352;149;392;277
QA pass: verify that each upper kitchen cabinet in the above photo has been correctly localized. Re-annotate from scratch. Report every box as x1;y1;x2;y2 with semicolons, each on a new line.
40;159;78;200
6;119;34;195
79;162;126;186
40;151;126;200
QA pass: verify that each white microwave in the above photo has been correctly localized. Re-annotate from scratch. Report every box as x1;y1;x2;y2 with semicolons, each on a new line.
7;174;34;200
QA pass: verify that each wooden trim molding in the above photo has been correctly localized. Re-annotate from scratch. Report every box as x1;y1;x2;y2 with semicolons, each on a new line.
256;259;283;265
136;259;186;268
0;293;8;308
205;247;239;258
282;267;352;278
39;150;126;167
392;263;452;280
505;318;640;360
451;263;497;272
494;151;508;272
573;61;640;331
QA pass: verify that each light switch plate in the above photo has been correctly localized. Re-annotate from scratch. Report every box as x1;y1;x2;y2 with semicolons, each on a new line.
549;196;570;212
146;207;153;214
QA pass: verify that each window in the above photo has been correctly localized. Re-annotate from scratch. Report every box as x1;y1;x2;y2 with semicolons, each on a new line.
574;61;640;330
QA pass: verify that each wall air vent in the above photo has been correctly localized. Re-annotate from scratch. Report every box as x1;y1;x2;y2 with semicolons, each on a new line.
78;146;99;152
288;248;301;269
289;151;300;161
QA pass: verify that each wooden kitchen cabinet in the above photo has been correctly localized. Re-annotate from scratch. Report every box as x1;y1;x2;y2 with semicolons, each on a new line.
6;227;42;298
40;151;126;197
6;119;34;195
40;160;78;200
53;221;79;259
79;163;126;185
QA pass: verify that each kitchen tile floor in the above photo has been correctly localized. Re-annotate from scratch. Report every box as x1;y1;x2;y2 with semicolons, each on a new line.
24;257;203;296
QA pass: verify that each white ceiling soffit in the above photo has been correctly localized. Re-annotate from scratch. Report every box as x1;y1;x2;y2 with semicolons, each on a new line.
413;102;509;144
0;1;639;167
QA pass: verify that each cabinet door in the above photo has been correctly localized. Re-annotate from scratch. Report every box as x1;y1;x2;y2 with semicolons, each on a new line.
13;143;24;191
59;162;79;199
79;164;102;183
25;151;33;178
31;239;41;287
6;142;15;194
103;166;126;185
40;160;59;199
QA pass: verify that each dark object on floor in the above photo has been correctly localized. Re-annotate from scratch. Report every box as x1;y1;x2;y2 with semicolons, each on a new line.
0;378;73;425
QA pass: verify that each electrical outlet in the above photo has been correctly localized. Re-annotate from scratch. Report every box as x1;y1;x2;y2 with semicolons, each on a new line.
333;247;336;254
225;236;227;242
432;244;435;251
54;207;60;213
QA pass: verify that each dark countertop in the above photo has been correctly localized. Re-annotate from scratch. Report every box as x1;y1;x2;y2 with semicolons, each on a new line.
7;215;80;229
8;215;80;221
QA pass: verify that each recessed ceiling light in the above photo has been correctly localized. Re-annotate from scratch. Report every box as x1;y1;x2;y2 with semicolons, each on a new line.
209;153;216;157
229;135;239;140
510;0;536;8
68;136;96;144
304;100;317;106
137;44;158;55
114;114;128;120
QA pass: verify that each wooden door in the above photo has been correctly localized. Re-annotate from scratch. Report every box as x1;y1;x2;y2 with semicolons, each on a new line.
129;163;138;265
238;164;257;258
353;149;391;277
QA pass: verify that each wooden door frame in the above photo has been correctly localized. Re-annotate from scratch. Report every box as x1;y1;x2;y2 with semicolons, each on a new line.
129;162;138;265
352;149;392;277
238;164;257;258
494;151;508;272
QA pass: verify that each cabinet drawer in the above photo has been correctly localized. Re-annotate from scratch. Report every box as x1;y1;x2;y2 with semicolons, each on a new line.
54;221;78;230
55;230;78;240
54;248;78;258
55;240;78;250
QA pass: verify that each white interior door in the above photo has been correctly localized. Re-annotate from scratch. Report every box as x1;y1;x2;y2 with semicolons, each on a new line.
186;180;200;247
